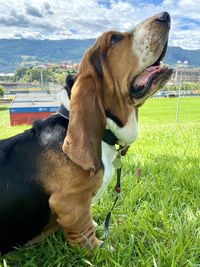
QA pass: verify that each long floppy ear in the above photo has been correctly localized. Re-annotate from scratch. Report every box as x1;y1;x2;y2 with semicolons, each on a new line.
62;76;106;176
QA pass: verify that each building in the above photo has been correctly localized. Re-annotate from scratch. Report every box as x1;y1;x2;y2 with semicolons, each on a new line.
171;67;200;85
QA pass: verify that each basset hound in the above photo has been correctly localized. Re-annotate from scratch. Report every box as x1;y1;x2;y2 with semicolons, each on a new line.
0;12;173;254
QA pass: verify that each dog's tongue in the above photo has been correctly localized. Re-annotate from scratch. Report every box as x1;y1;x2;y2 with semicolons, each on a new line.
133;66;161;87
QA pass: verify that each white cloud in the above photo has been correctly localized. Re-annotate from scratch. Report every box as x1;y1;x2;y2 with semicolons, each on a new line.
0;0;199;49
170;30;200;49
11;30;44;39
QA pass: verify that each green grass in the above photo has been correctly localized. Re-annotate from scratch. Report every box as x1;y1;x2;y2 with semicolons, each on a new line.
0;97;200;267
139;97;200;123
0;106;28;139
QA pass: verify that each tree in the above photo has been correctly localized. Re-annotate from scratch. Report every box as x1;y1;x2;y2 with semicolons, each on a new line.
24;68;54;83
13;67;28;81
54;73;66;85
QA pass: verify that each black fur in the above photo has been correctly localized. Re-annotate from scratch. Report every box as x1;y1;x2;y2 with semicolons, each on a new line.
0;73;123;254
0;76;76;254
64;75;75;99
0;114;68;254
0;75;77;257
105;110;123;128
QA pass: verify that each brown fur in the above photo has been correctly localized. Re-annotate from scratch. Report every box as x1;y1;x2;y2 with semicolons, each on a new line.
39;31;139;249
39;150;103;248
37;13;172;249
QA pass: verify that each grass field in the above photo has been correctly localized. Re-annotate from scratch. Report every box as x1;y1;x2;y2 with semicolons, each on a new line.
0;97;200;267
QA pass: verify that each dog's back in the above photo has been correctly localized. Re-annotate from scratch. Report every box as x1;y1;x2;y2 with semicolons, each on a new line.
0;114;67;253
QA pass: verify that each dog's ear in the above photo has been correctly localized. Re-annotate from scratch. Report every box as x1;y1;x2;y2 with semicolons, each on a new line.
62;75;106;176
64;75;75;99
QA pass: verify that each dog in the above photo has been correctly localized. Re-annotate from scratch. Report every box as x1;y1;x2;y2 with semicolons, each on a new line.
0;12;173;254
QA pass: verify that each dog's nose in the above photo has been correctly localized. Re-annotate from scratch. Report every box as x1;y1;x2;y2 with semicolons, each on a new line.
156;12;170;25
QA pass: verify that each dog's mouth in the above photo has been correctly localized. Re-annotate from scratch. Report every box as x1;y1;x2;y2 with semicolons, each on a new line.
130;41;173;101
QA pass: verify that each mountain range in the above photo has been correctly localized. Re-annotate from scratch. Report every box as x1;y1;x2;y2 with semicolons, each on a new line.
0;39;199;73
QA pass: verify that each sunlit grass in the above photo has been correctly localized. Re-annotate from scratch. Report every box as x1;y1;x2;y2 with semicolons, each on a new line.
0;97;200;266
139;97;200;123
0;106;29;139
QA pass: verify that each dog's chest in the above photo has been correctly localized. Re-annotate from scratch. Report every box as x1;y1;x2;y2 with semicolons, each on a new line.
92;142;117;203
92;110;138;203
106;110;138;146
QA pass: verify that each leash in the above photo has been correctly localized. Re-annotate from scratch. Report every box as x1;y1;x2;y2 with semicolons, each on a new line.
100;152;122;248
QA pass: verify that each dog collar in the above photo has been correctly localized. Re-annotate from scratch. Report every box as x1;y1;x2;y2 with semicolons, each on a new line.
102;129;118;146
57;105;119;146
57;104;70;120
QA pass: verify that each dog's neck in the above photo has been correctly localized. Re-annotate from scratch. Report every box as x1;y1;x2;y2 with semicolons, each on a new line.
106;109;138;146
57;102;119;146
57;104;70;120
58;88;137;147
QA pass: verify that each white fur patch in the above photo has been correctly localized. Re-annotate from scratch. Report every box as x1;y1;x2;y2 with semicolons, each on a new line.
131;19;166;73
106;109;138;146
132;25;155;72
56;89;70;111
92;110;138;203
92;142;117;203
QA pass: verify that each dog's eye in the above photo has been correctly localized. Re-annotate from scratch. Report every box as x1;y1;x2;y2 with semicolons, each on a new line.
110;35;124;46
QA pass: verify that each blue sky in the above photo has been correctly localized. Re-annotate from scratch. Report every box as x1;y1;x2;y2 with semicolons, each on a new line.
0;0;199;49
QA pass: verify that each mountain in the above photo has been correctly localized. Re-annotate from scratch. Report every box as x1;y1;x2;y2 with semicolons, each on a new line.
0;39;199;73
0;39;94;73
165;46;200;67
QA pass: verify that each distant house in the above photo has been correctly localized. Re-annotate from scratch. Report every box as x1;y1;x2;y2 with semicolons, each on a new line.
44;61;79;72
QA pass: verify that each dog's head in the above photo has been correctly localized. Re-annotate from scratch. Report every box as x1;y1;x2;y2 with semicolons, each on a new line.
63;12;173;175
129;12;172;106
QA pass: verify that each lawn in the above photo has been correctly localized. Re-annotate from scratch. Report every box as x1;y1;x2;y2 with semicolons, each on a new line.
0;97;200;267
